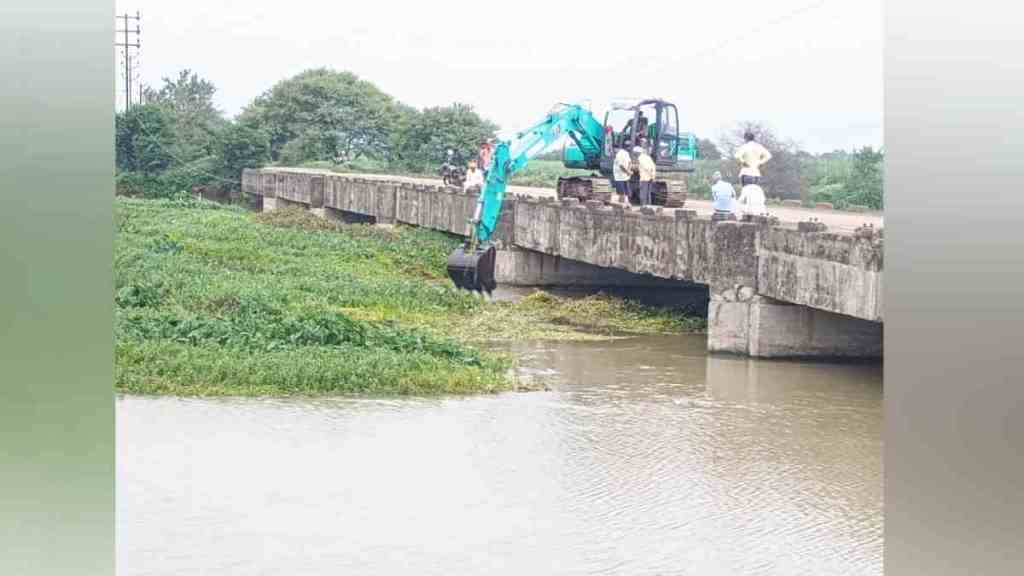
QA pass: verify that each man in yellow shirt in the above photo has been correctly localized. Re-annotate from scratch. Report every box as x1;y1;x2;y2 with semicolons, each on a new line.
634;146;656;205
734;131;772;186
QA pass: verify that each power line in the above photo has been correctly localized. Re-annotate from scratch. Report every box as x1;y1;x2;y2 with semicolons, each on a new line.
128;113;243;187
110;9;242;189
115;11;141;112
638;1;831;80
133;46;145;105
692;0;829;65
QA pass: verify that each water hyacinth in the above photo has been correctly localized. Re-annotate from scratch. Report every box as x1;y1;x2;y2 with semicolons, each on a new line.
115;198;701;397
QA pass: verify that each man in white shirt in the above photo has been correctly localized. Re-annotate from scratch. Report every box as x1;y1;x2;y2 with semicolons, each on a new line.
463;160;484;192
736;182;767;217
734;131;772;187
613;146;633;204
710;171;736;215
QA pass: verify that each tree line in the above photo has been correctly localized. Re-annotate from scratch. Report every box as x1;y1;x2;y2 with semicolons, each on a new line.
115;68;498;197
115;67;882;210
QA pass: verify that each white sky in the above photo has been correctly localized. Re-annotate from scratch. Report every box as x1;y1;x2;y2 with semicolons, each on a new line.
116;0;882;154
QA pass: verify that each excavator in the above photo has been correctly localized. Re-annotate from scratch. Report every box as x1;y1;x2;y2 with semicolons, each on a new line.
446;99;698;294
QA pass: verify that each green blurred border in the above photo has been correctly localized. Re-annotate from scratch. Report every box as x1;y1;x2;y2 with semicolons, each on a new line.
885;1;1024;574
1;2;114;575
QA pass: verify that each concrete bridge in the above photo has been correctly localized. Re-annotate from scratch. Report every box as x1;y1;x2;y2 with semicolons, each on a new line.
241;167;883;360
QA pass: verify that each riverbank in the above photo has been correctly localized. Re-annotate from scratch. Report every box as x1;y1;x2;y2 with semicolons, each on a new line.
115;196;703;397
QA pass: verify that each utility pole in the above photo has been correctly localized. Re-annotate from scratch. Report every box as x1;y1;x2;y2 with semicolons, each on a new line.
115;11;141;111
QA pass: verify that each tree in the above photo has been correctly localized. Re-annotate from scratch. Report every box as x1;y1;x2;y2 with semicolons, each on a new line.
144;69;220;122
697;138;721;160
115;104;175;175
391;103;499;171
216;122;272;181
144;69;226;162
386;101;420;165
238;68;401;164
837;146;884;209
719;121;805;200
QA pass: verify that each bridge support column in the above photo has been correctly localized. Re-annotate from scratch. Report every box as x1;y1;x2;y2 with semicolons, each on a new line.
262;197;307;212
707;285;882;359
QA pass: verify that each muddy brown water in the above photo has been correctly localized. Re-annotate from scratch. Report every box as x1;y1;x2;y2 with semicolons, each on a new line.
117;335;882;575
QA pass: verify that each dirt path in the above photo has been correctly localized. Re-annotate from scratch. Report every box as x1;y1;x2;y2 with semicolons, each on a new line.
276;168;884;234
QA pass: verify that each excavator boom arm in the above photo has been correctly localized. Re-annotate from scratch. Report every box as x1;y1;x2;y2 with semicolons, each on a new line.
473;104;603;243
448;103;605;294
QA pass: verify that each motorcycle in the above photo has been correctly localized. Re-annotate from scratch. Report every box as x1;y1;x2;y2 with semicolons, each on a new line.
439;149;466;188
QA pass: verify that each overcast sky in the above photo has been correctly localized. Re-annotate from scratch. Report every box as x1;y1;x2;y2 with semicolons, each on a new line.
115;0;882;153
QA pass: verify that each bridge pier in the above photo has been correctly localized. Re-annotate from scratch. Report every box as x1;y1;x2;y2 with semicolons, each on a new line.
262;196;308;212
707;285;883;359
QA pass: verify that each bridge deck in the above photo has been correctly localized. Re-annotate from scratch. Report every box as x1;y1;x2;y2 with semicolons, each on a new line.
270;168;883;235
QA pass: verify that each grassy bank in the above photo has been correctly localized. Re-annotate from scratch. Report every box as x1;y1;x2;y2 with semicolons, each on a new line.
115;197;702;397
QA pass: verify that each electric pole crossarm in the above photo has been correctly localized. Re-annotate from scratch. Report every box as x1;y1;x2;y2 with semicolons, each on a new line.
115;11;141;111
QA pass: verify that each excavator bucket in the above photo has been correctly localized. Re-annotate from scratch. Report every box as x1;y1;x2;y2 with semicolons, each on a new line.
446;244;497;295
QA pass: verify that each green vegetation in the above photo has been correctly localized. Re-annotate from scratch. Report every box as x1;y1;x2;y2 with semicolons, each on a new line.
116;196;505;396
507;159;593;188
116;198;699;397
388;103;499;173
116;71;272;199
447;291;704;343
803;147;884;210
115;68;496;199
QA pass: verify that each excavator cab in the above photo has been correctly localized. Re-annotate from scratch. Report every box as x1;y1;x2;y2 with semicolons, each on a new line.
599;100;695;165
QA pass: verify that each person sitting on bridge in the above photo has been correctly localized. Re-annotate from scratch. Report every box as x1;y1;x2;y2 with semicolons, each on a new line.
710;171;736;217
463;159;484;192
734;131;772;186
635;146;656;205
736;181;767;218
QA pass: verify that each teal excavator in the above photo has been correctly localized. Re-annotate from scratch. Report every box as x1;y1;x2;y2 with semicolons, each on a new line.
447;99;698;294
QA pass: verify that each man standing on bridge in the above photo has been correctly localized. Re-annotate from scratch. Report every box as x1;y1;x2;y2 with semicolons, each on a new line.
477;139;494;180
734;130;772;186
635;145;656;205
613;146;633;204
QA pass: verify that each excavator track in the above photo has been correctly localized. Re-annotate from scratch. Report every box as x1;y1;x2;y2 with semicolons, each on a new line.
558;176;686;207
652;178;688;208
556;176;613;203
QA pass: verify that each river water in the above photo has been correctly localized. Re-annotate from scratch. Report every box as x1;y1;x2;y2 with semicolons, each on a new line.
117;334;882;575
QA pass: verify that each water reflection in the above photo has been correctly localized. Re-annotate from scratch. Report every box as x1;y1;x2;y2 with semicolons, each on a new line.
118;335;882;576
